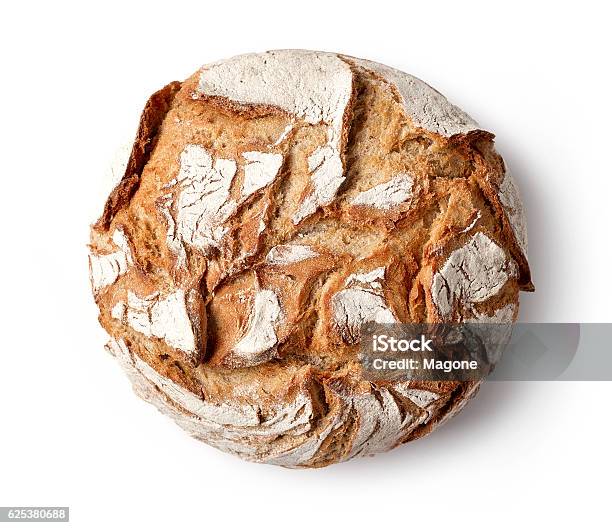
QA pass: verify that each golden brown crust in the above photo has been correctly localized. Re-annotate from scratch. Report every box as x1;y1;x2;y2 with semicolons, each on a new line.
89;51;533;468
94;81;182;231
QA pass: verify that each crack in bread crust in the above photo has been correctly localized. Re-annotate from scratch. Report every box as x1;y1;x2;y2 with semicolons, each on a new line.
94;81;181;231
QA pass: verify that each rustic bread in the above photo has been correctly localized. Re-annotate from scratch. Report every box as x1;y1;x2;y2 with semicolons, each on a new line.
89;50;532;468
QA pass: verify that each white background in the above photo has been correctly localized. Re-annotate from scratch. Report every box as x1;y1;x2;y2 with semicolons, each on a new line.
1;1;610;526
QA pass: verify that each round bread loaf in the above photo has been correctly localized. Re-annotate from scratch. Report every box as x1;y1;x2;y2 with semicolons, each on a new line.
89;50;533;468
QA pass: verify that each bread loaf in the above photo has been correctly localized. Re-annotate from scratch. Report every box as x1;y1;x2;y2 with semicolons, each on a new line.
89;50;532;468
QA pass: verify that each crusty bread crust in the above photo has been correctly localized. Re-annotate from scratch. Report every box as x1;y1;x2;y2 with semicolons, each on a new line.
89;51;532;467
95;81;181;231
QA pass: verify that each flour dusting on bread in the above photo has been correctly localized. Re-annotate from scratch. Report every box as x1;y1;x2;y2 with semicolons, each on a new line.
333;266;397;343
265;244;319;265
353;57;481;137
241;151;283;199
498;167;528;255
431;232;516;318
89;228;132;294
233;289;282;365
351;174;414;209
112;290;197;357
161;145;237;261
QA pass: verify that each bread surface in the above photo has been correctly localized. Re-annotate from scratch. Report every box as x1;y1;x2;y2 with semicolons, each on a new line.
89;50;532;468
